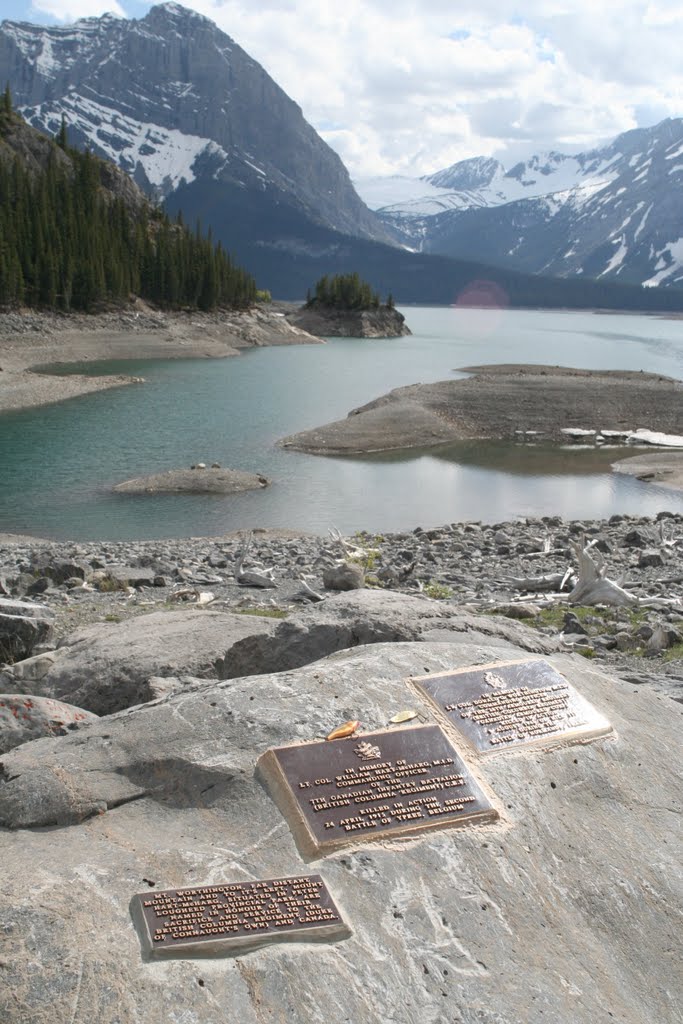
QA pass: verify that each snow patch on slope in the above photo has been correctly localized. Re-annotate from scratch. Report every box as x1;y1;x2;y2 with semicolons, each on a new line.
22;94;226;193
643;238;683;287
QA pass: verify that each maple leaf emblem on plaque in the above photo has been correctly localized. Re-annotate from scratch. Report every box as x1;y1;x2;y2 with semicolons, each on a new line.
484;671;506;689
354;741;381;760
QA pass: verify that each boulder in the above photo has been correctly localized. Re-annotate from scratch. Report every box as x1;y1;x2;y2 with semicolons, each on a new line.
0;639;679;1024
0;694;97;754
11;610;278;715
322;561;365;591
0;597;54;663
221;589;560;679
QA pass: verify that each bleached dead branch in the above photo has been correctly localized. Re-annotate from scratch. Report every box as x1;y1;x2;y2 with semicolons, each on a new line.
235;532;277;588
569;539;638;607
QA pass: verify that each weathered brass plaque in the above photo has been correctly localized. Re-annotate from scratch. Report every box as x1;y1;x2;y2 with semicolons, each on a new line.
413;659;612;755
257;724;498;857
130;875;349;959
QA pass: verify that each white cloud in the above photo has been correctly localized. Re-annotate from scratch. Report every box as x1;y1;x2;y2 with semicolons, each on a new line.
26;0;683;176
32;0;126;18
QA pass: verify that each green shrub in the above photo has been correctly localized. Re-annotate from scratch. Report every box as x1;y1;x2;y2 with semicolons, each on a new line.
423;581;453;600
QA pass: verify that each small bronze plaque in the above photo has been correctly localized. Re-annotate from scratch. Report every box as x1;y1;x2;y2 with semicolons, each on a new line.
130;874;350;959
413;659;612;755
258;724;498;857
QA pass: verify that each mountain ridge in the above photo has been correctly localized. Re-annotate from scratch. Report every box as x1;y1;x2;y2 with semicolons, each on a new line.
0;3;388;243
355;118;683;288
1;5;682;309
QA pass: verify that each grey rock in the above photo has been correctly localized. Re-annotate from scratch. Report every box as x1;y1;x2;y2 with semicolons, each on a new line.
638;549;665;568
0;597;54;663
624;529;649;548
0;693;97;754
22;610;278;715
563;612;589;635
0;641;679;1024
25;576;50;596
222;590;559;679
494;602;540;620
39;560;86;584
96;566;160;588
323;562;365;591
614;631;635;652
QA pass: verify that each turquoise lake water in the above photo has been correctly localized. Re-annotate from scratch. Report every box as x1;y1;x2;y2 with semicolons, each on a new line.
1;306;682;539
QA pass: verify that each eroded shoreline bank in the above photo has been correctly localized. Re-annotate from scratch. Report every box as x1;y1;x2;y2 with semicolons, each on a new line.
0;303;319;413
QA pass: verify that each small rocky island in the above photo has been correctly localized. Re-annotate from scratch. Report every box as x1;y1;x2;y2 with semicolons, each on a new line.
113;465;269;494
286;271;411;338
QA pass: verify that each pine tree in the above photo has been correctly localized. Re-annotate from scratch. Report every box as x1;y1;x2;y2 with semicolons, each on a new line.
55;115;68;150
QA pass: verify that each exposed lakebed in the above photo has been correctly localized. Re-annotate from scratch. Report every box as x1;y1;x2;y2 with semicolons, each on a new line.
1;307;683;539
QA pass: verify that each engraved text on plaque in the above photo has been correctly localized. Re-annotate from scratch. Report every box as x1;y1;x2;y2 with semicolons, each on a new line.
257;724;498;857
413;659;612;754
130;874;349;959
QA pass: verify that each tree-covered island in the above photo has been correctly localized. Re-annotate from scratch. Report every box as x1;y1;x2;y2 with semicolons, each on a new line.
289;272;410;337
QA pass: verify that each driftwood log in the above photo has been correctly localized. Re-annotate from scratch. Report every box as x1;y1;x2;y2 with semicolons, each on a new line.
568;540;638;607
234;532;277;588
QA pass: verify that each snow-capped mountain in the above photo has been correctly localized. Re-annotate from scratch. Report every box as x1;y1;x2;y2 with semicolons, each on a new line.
0;4;388;244
355;121;683;287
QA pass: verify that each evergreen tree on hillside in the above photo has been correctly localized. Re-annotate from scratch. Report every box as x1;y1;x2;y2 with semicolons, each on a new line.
0;118;257;312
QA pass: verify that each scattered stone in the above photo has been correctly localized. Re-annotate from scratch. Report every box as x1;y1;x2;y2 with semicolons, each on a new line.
0;512;681;701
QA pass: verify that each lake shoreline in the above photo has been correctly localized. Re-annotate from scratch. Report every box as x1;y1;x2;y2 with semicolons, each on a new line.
0;302;319;414
1;512;681;703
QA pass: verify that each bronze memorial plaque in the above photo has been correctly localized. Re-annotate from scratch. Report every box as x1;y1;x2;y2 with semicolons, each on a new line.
257;724;498;857
413;658;612;755
130;874;350;959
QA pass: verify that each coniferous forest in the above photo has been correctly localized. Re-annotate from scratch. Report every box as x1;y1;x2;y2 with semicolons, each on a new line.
306;272;392;310
0;91;257;311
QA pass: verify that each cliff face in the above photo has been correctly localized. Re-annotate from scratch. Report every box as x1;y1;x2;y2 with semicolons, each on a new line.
0;4;389;242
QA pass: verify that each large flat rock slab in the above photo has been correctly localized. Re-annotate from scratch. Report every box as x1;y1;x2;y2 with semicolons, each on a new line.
0;640;679;1024
5;609;278;715
113;467;270;494
221;589;560;678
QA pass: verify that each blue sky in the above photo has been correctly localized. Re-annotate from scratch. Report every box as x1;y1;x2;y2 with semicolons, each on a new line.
2;0;681;178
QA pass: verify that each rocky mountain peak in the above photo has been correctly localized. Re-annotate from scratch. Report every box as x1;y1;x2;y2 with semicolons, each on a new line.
426;156;504;191
359;117;683;289
0;5;388;243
